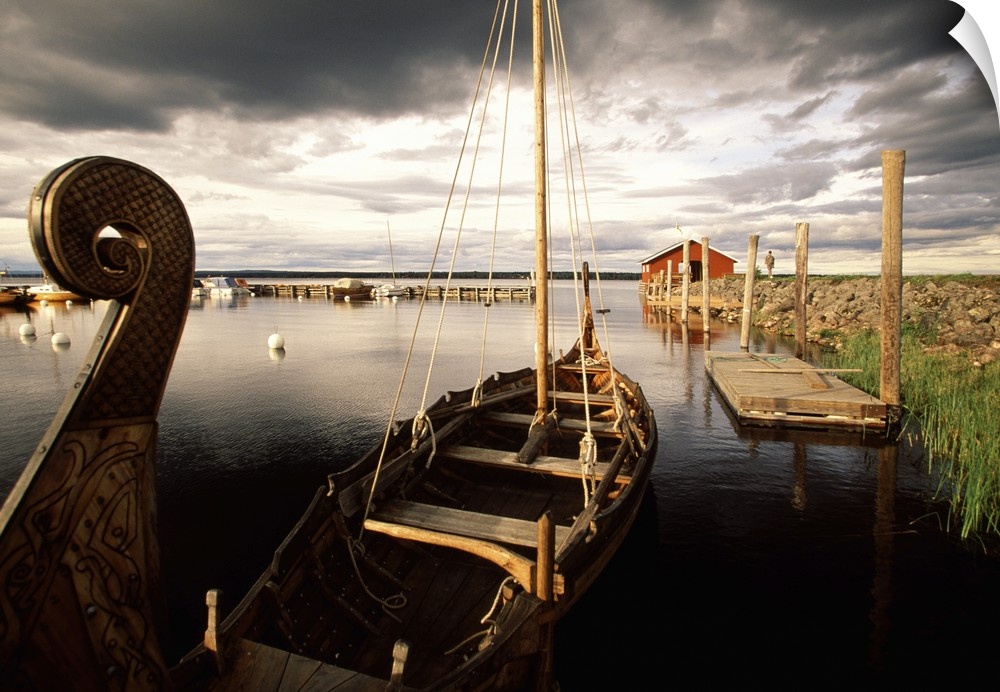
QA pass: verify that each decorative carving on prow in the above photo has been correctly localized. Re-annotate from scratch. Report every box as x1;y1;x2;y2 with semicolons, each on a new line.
0;158;195;689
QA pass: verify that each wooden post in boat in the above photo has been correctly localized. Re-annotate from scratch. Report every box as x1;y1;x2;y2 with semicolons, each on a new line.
880;150;904;415
533;0;549;415
740;234;759;350
536;511;557;692
204;589;226;674
537;511;555;601
794;222;809;359
681;239;690;322
388;640;410;692
701;236;711;332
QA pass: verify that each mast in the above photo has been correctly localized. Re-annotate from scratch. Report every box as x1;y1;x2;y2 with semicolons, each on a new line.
386;219;396;283
533;0;549;414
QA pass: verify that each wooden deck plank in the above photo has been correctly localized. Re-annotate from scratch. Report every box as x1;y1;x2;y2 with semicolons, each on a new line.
206;639;386;691
705;351;887;430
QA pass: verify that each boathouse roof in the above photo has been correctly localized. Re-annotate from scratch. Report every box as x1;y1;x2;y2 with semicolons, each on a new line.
638;242;740;265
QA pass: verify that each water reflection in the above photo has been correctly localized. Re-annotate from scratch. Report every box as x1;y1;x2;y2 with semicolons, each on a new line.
1;282;997;685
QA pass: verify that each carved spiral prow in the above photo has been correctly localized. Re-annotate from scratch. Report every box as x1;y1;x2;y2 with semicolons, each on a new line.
30;157;191;301
0;158;196;688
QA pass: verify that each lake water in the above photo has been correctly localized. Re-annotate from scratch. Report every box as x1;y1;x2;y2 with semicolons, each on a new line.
1;279;997;688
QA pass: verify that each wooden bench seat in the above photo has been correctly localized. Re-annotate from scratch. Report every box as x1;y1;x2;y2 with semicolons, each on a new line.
367;500;570;548
440;444;625;483
364;501;567;595
556;362;611;373
547;390;617;406
479;410;621;436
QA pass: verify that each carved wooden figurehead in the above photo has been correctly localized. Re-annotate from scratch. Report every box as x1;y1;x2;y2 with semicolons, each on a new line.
0;158;195;689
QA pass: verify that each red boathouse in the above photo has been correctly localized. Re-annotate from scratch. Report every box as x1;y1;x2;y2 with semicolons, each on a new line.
639;241;739;284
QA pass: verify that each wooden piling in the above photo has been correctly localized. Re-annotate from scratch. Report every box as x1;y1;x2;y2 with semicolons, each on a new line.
880;150;904;415
681;240;691;322
666;261;673;307
794;222;809;359
740;234;759;350
701;236;711;332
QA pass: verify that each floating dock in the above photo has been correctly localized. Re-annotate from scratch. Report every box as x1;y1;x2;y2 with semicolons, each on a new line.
705;351;887;431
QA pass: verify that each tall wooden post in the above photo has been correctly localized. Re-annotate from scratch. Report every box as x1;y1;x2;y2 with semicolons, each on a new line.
701;236;711;332
666;261;673;308
794;222;809;359
681;239;691;322
740;234;759;350
880;150;904;416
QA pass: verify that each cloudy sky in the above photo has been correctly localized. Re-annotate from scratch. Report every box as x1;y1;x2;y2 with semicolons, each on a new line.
0;0;997;277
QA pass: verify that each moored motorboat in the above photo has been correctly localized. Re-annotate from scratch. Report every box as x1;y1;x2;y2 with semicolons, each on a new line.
191;278;210;299
373;282;408;298
330;276;375;300
202;275;252;297
26;278;84;303
0;287;23;306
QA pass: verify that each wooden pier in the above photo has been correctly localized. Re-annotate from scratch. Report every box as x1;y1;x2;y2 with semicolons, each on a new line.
705;351;887;431
251;283;535;302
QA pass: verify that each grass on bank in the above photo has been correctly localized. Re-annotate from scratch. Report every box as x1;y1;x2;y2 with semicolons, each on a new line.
823;326;1000;541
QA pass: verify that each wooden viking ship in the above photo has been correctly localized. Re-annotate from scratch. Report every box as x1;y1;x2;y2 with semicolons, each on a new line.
0;1;656;689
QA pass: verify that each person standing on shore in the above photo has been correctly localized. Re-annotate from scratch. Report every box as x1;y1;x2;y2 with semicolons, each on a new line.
764;250;775;278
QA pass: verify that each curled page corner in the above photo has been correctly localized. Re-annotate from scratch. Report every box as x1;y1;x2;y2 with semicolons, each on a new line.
949;1;999;123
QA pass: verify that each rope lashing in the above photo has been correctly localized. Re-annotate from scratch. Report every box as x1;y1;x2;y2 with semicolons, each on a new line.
578;432;598;504
444;576;516;656
411;410;438;467
471;379;483;408
612;387;626;432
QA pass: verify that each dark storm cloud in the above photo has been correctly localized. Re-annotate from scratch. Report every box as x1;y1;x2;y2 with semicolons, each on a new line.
1;0;497;130
0;0;996;274
3;1;968;129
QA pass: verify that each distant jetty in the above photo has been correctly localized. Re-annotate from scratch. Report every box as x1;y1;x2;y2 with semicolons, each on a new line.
248;282;535;302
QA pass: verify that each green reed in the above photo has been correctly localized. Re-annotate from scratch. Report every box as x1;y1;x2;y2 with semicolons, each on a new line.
824;328;1000;540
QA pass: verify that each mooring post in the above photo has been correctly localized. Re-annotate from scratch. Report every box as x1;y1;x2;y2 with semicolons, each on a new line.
740;234;759;350
681;239;691;322
666;261;673;309
701;236;711;332
880;150;904;419
794;222;810;359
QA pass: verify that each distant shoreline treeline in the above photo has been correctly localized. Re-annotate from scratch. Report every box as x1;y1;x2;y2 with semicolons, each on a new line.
1;268;641;283
193;270;643;281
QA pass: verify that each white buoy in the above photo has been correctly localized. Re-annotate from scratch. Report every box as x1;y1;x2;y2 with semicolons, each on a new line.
19;324;35;337
39;299;48;307
267;329;285;349
344;295;351;302
66;300;73;307
51;332;70;345
297;295;303;301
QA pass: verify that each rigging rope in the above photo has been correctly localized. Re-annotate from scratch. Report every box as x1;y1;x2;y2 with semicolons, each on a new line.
549;0;627;437
345;537;407;622
356;0;509;541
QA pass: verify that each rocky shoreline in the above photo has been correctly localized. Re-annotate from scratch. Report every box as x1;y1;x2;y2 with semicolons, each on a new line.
688;275;1000;366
